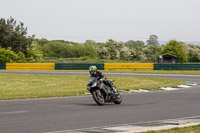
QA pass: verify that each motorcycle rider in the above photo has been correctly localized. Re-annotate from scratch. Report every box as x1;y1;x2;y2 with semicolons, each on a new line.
89;66;117;93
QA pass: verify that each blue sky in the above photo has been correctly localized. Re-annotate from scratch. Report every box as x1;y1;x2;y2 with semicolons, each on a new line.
1;0;200;42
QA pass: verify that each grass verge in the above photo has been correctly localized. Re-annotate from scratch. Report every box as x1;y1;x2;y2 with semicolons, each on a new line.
104;70;200;75
143;124;200;133
1;70;200;75
0;73;185;100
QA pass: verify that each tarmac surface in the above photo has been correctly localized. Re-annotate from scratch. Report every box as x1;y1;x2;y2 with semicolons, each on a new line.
0;71;200;133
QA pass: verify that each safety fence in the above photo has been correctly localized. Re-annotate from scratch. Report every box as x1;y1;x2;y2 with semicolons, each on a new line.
0;63;6;69
154;63;200;70
0;63;200;70
55;63;104;70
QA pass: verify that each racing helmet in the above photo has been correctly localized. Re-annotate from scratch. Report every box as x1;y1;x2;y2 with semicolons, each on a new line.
89;66;97;75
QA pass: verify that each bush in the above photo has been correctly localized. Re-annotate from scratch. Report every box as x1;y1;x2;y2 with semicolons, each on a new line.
17;51;26;62
0;47;19;63
187;44;200;62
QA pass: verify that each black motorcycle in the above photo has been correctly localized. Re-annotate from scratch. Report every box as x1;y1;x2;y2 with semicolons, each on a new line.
86;77;122;105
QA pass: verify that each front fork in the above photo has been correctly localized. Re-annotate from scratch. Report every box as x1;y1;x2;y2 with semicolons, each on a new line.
97;88;102;97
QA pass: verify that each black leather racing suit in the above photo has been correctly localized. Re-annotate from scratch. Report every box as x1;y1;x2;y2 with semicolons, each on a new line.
90;71;113;91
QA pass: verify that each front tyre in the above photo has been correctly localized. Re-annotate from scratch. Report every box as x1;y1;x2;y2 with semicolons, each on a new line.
114;92;122;104
92;90;105;105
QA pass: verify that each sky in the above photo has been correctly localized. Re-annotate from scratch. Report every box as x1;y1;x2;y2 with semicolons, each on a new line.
1;0;200;43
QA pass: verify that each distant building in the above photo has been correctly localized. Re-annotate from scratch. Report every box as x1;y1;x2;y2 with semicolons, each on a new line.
158;54;178;63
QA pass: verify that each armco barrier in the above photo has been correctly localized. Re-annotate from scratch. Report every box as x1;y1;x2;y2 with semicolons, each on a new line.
55;63;104;70
154;63;200;70
0;63;6;69
6;63;55;70
104;63;153;70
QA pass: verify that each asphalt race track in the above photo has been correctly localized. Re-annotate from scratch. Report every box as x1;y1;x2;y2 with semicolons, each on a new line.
0;71;200;133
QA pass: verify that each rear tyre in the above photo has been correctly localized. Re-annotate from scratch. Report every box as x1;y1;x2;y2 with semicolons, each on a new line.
92;90;105;105
114;92;122;104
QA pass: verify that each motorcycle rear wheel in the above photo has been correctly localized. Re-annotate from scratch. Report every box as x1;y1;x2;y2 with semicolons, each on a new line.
92;90;105;105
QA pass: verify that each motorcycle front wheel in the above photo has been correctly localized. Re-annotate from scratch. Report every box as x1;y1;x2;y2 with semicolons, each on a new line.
92;90;105;105
114;92;122;104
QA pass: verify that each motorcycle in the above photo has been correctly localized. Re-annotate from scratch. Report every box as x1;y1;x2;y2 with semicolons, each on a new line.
86;77;122;105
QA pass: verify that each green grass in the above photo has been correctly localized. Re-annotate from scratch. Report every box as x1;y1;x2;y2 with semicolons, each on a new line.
0;73;185;100
52;70;200;75
103;70;200;75
143;124;200;133
2;70;200;75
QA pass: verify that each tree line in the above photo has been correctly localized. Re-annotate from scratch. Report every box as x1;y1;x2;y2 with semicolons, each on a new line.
1;17;200;63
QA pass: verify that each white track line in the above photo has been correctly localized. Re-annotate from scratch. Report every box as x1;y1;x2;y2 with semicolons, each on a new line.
0;110;29;115
45;115;200;133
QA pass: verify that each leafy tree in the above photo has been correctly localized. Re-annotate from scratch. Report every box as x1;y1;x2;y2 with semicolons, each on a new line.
126;40;145;51
42;41;68;58
97;39;136;60
60;45;76;58
186;44;200;62
147;34;159;45
140;35;161;62
35;38;48;46
80;46;98;58
97;46;110;59
120;47;136;60
72;43;97;58
106;39;125;60
27;41;43;60
0;17;34;56
126;40;145;60
160;40;188;63
142;43;161;62
53;40;69;44
84;40;96;48
143;45;161;55
41;41;98;58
